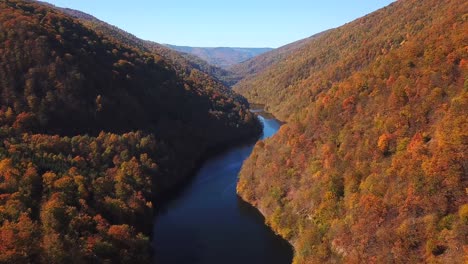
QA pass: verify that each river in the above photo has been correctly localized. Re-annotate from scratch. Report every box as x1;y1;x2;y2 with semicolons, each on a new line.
152;113;293;264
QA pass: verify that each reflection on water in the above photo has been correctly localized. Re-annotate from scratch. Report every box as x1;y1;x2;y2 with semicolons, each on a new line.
153;114;292;264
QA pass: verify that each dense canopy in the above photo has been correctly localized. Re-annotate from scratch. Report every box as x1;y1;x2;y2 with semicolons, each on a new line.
0;0;260;262
236;0;468;262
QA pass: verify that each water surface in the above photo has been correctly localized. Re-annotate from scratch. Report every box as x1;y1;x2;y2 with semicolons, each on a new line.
153;114;292;264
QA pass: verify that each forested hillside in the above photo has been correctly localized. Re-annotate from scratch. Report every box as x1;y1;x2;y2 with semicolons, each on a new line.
229;31;327;81
60;7;239;87
0;0;260;263
237;0;468;263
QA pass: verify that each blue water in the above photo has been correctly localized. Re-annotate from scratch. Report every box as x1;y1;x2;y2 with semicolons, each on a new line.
153;115;292;264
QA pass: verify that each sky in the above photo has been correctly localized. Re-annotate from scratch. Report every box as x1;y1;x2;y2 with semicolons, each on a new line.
42;0;395;48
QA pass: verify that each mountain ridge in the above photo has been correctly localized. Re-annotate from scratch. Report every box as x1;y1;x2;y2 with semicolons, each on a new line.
57;6;240;87
229;30;330;82
165;44;273;69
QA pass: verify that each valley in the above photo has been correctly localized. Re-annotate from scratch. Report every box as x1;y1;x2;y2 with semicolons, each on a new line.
0;0;466;263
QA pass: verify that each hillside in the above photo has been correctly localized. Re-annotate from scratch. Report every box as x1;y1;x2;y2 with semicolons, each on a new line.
229;31;328;81
166;45;273;69
0;0;260;263
59;7;239;87
236;0;468;263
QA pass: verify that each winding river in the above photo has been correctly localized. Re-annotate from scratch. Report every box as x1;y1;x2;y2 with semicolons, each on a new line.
153;113;293;264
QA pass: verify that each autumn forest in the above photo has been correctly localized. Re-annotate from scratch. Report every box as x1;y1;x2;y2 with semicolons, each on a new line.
0;0;467;263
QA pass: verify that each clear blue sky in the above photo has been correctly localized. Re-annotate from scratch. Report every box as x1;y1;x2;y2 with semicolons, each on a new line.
42;0;395;48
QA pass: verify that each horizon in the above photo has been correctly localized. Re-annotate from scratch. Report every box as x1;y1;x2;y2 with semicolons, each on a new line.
164;44;274;49
41;0;395;48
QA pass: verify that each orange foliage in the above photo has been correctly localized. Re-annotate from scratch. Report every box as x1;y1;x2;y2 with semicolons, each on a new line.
237;0;468;262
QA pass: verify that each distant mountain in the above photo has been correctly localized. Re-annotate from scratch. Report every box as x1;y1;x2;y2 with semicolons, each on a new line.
235;0;467;263
56;8;272;86
165;45;273;69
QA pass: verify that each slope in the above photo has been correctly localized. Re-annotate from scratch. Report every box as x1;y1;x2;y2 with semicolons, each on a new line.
229;31;328;82
0;0;260;263
236;0;468;263
60;7;238;86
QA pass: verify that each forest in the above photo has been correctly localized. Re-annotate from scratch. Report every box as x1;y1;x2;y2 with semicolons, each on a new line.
1;0;467;262
236;0;467;263
0;0;261;262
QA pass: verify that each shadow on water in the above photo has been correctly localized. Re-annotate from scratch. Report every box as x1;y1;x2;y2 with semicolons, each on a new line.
153;112;293;264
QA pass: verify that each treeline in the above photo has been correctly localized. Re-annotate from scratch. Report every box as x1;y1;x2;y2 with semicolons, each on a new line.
236;0;467;263
0;0;261;263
